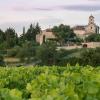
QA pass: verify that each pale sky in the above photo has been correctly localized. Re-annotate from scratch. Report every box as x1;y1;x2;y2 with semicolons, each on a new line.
0;0;100;35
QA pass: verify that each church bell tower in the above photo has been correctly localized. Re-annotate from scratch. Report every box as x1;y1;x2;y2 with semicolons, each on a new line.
88;15;95;25
86;15;96;34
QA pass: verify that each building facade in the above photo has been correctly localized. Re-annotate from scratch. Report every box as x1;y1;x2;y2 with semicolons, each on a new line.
36;29;55;44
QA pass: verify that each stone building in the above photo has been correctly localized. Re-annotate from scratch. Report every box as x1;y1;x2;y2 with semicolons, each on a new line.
36;29;56;44
73;15;99;38
36;15;99;44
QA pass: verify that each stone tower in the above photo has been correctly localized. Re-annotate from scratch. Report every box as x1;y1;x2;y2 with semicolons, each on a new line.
89;15;94;24
86;15;96;34
86;15;99;34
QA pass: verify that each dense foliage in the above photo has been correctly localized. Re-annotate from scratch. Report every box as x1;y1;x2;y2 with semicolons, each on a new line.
86;34;100;42
65;48;100;66
22;23;41;42
0;23;99;66
0;23;41;66
52;24;79;45
36;42;100;66
0;23;41;50
0;66;100;100
36;41;57;65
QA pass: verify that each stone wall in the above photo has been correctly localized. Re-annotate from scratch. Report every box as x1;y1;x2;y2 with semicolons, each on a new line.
83;42;100;48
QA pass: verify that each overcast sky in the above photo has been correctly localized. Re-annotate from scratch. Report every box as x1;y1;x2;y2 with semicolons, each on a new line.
0;0;100;35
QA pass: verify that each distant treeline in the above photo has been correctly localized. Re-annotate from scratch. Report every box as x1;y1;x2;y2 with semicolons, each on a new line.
0;23;100;67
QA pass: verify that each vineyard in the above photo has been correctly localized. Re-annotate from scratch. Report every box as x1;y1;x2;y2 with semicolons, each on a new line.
0;65;100;100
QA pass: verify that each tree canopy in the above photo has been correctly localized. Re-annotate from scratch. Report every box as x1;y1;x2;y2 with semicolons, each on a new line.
86;34;100;42
36;41;57;65
5;28;18;48
52;24;77;45
25;23;41;42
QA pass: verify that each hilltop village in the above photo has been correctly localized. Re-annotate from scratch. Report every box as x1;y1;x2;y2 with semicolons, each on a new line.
36;15;99;45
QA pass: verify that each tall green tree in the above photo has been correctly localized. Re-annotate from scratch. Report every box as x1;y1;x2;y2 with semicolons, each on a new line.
5;28;18;48
19;27;26;46
35;22;41;34
25;24;34;41
25;23;41;42
0;29;5;43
